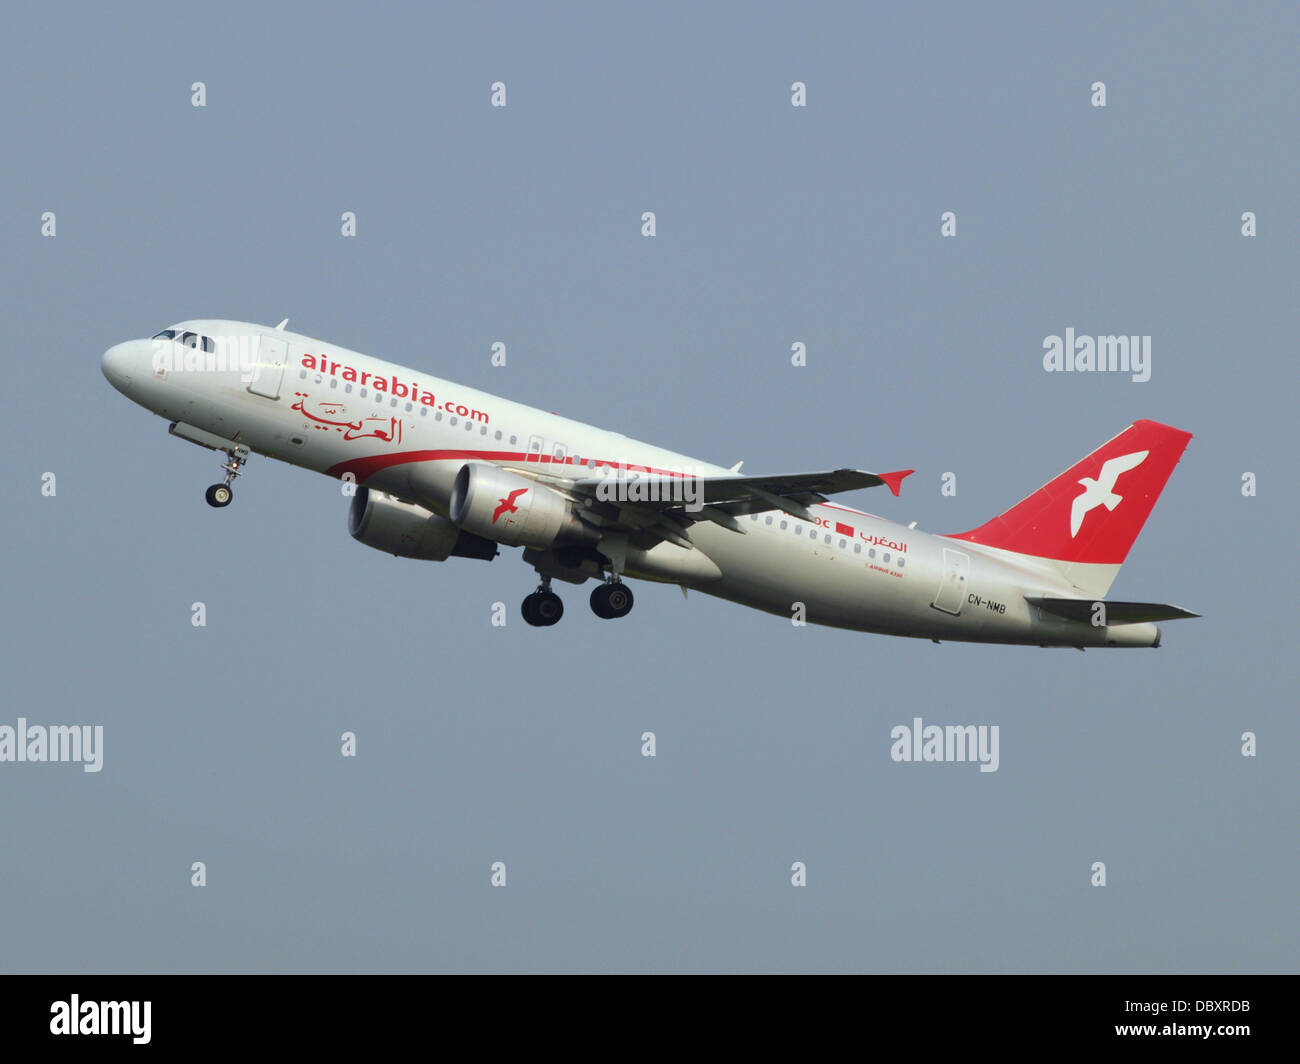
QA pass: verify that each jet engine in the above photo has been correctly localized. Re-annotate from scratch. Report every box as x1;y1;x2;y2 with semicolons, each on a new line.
348;487;497;561
450;463;597;549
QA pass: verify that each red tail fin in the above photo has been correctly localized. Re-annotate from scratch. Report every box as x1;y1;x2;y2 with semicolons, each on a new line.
947;420;1192;565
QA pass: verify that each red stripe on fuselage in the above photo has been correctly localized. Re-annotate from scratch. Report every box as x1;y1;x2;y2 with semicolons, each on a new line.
324;449;695;482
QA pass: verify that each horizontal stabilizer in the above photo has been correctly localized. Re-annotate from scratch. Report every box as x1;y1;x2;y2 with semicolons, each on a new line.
1026;597;1200;624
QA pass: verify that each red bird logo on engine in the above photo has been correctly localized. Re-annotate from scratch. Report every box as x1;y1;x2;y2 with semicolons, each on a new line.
492;488;528;523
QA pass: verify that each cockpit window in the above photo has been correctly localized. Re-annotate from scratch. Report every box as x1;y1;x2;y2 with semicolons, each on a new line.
150;329;217;355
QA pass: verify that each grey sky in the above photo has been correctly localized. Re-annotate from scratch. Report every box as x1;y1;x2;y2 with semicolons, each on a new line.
1;1;1296;972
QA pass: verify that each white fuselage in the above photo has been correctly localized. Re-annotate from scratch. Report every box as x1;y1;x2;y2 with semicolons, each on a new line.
101;320;1159;647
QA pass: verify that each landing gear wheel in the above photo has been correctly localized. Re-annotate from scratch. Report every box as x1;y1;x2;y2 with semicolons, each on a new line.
522;590;563;627
534;591;563;625
205;446;247;509
590;581;634;619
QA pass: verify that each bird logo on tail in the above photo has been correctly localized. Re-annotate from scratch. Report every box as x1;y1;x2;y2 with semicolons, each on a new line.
1070;450;1148;537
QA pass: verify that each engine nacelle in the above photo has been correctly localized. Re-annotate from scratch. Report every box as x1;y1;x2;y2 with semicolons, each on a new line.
349;487;497;561
450;463;593;549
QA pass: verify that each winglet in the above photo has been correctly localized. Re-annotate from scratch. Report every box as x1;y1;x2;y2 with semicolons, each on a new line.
878;469;914;497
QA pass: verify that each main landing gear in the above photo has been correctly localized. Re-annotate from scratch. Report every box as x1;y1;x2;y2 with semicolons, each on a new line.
520;576;636;626
205;446;249;508
590;579;634;620
521;580;564;627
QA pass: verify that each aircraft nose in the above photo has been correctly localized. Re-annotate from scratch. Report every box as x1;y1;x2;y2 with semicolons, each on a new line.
101;342;131;385
101;340;146;392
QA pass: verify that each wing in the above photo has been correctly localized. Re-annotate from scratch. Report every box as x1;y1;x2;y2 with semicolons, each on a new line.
575;467;913;506
516;465;914;546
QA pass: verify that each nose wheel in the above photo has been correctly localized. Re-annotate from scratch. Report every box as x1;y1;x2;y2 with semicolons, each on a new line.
522;581;564;627
590;580;634;619
205;484;233;508
205;446;249;508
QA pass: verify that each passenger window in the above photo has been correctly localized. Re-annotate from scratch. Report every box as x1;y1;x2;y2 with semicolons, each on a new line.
509;435;517;444
824;534;831;544
898;557;906;567
495;430;502;440
360;388;367;398
883;553;890;563
299;369;307;379
795;525;802;535
450;416;457;425
854;543;861;554
436;411;443;420
330;378;338;388
780;520;788;530
481;425;487;435
869;548;876;558
391;398;398;407
419;406;425;415
345;383;352;393
839;538;847;548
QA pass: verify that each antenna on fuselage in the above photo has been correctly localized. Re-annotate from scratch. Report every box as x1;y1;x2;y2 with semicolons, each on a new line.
275;318;289;331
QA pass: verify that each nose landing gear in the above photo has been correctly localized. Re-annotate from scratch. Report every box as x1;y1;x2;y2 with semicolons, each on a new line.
204;483;233;507
205;446;249;508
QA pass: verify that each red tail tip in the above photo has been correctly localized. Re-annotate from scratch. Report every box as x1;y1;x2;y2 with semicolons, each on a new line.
879;469;914;497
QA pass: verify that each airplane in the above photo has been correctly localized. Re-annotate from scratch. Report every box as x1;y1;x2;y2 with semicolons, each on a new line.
101;320;1199;647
